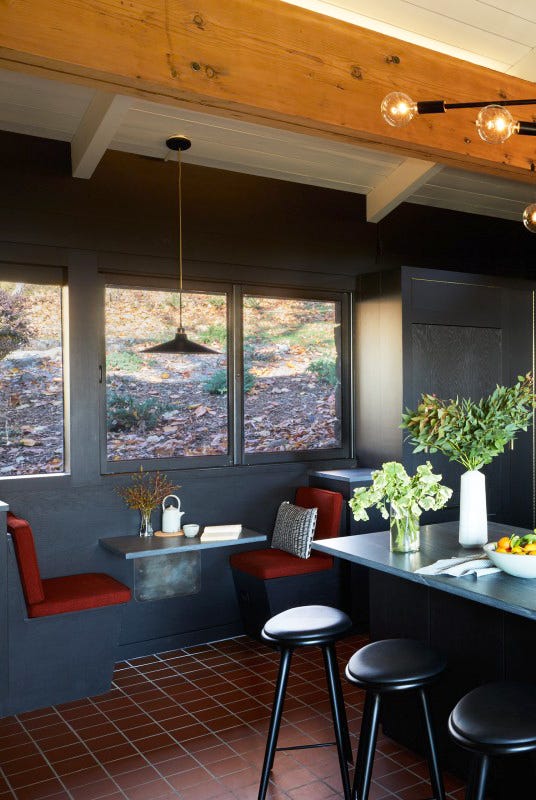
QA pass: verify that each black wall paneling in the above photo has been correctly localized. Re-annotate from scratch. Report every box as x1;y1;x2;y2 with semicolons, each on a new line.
1;129;536;681
357;267;534;528
0;503;8;717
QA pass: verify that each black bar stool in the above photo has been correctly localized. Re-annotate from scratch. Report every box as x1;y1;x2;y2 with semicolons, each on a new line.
345;638;446;800
259;604;353;800
449;682;536;800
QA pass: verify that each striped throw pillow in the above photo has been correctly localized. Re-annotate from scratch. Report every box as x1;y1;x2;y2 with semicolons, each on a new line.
270;501;318;559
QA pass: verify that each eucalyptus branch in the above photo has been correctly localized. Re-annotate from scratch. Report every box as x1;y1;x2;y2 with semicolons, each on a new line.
401;373;536;472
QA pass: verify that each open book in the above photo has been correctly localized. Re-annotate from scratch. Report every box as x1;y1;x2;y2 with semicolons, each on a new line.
200;524;242;541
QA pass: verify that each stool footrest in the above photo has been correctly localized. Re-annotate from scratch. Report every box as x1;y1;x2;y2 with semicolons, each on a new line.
276;741;336;752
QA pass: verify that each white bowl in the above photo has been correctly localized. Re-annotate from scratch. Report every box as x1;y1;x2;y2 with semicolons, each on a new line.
484;542;536;579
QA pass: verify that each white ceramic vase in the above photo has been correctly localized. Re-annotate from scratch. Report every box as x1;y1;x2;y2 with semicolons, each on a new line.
458;469;488;547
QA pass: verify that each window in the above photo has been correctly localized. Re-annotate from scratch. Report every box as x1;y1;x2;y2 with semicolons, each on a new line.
104;286;229;465
103;281;350;471
0;279;66;477
243;295;342;453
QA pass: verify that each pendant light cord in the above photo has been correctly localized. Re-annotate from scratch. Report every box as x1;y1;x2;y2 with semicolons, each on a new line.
178;149;184;332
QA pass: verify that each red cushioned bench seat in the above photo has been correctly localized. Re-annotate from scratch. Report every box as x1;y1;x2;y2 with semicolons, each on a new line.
230;548;333;580
32;573;131;618
4;509;132;715
230;487;344;638
7;511;131;617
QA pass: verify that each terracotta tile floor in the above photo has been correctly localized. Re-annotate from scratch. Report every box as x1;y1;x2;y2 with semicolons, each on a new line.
0;635;467;800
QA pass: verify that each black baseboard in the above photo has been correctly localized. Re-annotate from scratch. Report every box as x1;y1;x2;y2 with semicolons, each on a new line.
115;620;245;660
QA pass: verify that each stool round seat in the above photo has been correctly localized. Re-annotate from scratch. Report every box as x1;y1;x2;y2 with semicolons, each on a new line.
346;638;446;691
449;682;536;755
262;604;352;646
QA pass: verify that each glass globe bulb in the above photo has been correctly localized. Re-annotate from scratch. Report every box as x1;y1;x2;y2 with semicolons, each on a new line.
523;203;536;233
381;92;417;127
476;104;515;144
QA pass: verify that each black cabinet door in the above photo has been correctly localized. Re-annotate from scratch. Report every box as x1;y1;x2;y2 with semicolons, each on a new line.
402;271;533;528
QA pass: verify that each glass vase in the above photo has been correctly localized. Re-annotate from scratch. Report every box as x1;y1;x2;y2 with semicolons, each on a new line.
139;510;153;538
390;508;420;553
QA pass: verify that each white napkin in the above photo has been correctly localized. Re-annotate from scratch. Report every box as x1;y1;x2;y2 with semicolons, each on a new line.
415;556;500;578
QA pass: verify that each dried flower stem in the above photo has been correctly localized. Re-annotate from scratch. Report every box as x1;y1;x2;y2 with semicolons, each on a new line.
116;468;179;515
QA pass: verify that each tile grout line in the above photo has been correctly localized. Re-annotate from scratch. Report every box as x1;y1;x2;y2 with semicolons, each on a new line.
0;636;466;800
119;647;321;796
14;707;128;800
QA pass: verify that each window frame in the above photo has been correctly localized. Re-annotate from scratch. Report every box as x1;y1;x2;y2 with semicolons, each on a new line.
100;275;233;474
100;275;352;474
238;284;352;465
0;265;70;482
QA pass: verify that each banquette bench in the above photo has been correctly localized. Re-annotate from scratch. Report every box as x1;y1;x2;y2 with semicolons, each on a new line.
3;510;131;715
230;487;344;638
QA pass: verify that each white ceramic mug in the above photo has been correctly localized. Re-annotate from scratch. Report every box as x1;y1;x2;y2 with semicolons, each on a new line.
183;523;200;538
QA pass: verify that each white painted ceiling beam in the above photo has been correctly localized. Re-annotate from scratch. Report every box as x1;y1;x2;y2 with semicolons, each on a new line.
507;48;536;81
71;92;131;179
366;159;442;223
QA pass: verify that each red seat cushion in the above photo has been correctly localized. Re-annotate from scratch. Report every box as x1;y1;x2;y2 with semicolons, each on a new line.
29;573;132;618
230;488;342;580
7;512;45;605
230;548;333;580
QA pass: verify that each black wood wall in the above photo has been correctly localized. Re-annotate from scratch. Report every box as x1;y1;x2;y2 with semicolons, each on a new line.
0;130;535;657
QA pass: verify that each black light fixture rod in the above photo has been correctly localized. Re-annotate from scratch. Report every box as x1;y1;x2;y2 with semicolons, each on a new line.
178;145;183;332
165;134;191;333
444;98;536;110
517;121;536;136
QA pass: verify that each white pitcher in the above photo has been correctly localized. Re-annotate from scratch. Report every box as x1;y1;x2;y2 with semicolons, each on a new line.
162;495;184;533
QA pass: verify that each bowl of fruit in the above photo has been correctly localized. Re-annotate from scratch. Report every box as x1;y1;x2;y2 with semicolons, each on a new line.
484;533;536;578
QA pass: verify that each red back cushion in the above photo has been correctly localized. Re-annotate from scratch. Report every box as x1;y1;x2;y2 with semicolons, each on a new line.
295;487;343;540
6;512;45;605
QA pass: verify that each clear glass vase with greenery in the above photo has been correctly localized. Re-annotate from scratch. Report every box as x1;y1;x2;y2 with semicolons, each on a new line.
349;461;453;553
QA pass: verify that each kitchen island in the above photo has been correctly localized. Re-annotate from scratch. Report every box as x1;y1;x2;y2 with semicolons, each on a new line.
313;521;536;797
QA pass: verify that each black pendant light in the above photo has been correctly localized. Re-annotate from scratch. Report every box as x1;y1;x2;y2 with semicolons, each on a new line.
144;136;219;354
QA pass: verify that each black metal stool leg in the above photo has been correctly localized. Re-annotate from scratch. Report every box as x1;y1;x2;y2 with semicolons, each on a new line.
467;754;489;800
323;644;353;762
258;647;293;800
322;644;352;800
419;688;446;800
352;691;381;800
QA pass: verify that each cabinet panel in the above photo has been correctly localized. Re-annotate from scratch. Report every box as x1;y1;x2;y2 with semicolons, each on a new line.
403;271;533;529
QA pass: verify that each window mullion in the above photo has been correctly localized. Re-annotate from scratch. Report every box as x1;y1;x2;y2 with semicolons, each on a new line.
231;284;244;465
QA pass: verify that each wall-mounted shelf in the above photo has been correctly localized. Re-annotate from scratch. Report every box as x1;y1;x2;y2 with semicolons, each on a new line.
99;528;266;559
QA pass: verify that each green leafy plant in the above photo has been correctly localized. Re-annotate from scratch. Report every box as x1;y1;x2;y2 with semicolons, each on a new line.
106;351;143;372
349;461;453;523
195;323;227;347
350;461;452;551
307;358;339;386
107;392;172;432
401;373;536;471
203;369;255;395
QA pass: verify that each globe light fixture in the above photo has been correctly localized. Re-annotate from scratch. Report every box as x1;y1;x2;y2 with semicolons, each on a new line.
380;92;418;127
476;105;515;144
380;92;536;230
522;203;536;233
